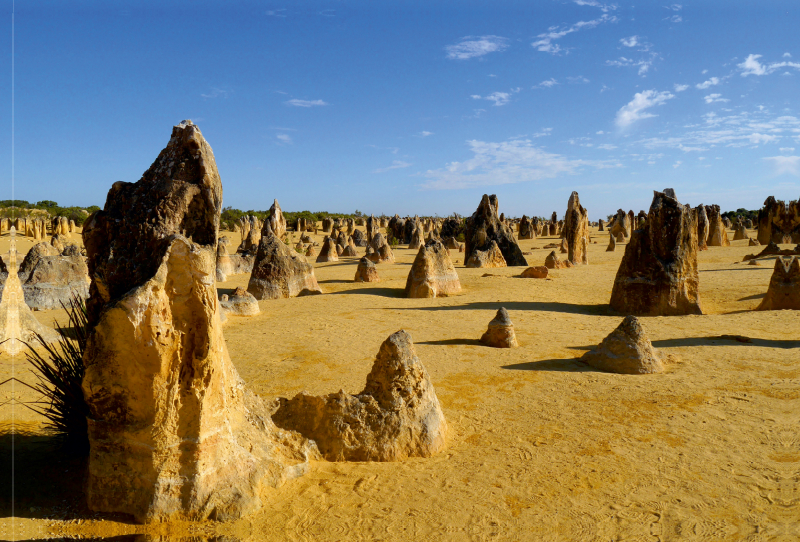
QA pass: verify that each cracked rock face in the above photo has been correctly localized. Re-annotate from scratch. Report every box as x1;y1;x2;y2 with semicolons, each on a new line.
405;239;461;298
81;121;315;523
272;330;448;462
757;196;800;244
247;227;322;300
581;316;664;374
756;256;800;310
465;194;527;267
563;191;589;265
354;256;380;282
466;240;507;269
17;242;90;310
609;189;703;316
705;204;730;247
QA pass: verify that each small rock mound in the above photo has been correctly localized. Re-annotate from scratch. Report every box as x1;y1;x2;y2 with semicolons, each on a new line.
756;256;800;310
354;256;380;282
220;287;260;316
405;240;461;298
316;236;339;263
521;266;548;278
466;240;506;268
247;229;322;300
480;308;518;348
580;316;664;374
272;330;448;461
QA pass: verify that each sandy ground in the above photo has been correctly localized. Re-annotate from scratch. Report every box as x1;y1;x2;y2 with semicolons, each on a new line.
1;224;798;541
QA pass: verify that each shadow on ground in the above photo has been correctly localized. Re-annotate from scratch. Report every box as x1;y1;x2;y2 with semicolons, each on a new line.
389;301;609;315
417;338;483;347
652;336;800;349
502;358;596;373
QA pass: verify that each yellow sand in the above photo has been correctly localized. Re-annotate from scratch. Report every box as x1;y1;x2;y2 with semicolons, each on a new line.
1;225;798;541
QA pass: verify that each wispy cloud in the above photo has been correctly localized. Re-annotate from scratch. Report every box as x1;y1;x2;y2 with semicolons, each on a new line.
598;143;618;150
784;52;793;58
704;93;729;104
674;84;689;92
421;139;617;189
417;131;434;137
615;89;675;128
265;9;287;17
446;36;509;60
201;88;230;99
285;98;328;107
276;134;292;144
664;5;683;23
471;91;512;106
374;160;412;174
532;14;617;54
673;160;683;168
739;53;800;76
534;78;559;88
764;155;800;176
696;77;720;89
573;0;617;12
606;54;658;75
567;75;590;84
620;35;639;47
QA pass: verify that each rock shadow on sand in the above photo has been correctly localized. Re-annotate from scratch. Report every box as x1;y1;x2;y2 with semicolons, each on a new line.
332;286;406;298
502;358;596;373
652;336;800;349
417;338;483;346
390;300;607;316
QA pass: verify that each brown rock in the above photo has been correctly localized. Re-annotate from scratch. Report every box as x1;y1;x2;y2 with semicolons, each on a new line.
220;287;260;316
408;222;425;251
705;205;730;247
466;240;507;268
563;191;590;265
305;245;317;258
405;240;461;298
756;196;800;244
81;120;315;523
696;204;709;251
544;250;566;269
608;209;629;240
609;189;702;316
580;315;664;374
247;228;322;299
354;256;380;282
733;223;748;241
316;236;339;263
521;266;548;278
18;242;90;310
273;330;448;461
749;238;761;246
755;256;800;310
369;233;395;264
518;215;534;240
606;233;616;252
465;195;527;267
559;238;568;254
479;307;518;348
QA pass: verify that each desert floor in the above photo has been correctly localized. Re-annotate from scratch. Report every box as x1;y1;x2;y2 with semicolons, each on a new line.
1;224;798;541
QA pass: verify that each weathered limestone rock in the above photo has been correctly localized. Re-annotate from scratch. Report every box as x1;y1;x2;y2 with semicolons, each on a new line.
749;238;761;247
559;238;568;254
609;189;702;316
366;215;378;243
757;196;800;244
466;240;507;268
215;237;254;281
18;242;91;310
352;228;366;247
342;238;358;257
518;215;534;240
581;316;664;374
755;256;800;310
322;217;333;232
608;209;629;240
563;191;590;265
444;236;460;250
247;228;322;300
0;231;60;354
354;256;380;282
316;236;339;263
272;330;448;461
464;195;527;267
696;204;709;251
405;240;461;298
598;219;605;232
733;223;748;241
606;233;616;252
268;199;286;240
220;287;260;316
305;245;317;258
521;266;548;278
479;307;518;348
369;233;395;264
705;205;730;247
544;250;567;269
237;216;262;253
81;120;315;523
408;222;425;251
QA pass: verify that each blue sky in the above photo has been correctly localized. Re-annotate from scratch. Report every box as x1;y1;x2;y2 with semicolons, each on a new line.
2;0;800;218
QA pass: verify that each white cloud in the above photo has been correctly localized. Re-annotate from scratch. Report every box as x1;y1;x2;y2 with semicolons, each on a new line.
276;134;292;144
739;53;800;76
764;155;800;176
201;88;229;99
421;139;615;190
703;93;729;104
620;36;639;47
598;143;618;150
674;84;689;92
784;52;792;58
574;0;617;11
567;75;590;84
373;160;412;174
665;15;682;23
446;36;509;60
265;9;287;17
702;69;708;74
532;14;617;54
596;130;605;134
668;4;682;10
535;78;559;88
285;99;328;107
606;55;656;75
615;90;674;128
696;77;720;89
780;147;796;152
673;160;682;168
472;92;511;106
418;131;434;137
532;128;553;137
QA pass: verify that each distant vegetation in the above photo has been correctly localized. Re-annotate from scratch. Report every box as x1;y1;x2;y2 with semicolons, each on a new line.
220;207;368;231
0;200;100;226
721;208;758;222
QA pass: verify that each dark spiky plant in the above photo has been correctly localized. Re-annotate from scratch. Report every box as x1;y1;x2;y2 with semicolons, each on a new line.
21;293;90;454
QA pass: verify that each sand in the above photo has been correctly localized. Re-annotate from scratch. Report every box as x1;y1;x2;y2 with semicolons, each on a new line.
1;225;798;541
